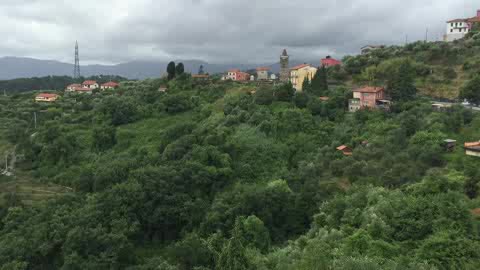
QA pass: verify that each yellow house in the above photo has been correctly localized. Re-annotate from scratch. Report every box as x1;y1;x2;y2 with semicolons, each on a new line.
289;64;317;91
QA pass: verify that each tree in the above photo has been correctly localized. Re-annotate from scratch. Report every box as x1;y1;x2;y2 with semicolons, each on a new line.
302;77;311;92
386;60;417;102
294;91;310;108
176;63;185;76
310;66;328;95
198;65;205;75
92;125;117;152
460;75;480;105
167;61;176;80
255;87;274;105
216;221;251;270
235;216;271;252
274;82;295;102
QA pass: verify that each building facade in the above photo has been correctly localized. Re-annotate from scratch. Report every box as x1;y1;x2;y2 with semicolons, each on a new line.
256;67;270;80
82;80;99;89
65;84;81;92
445;10;480;42
349;86;386;112
361;45;385;55
100;82;119;90
465;141;480;157
280;49;289;82
35;93;59;102
289;64;318;91
227;69;250;81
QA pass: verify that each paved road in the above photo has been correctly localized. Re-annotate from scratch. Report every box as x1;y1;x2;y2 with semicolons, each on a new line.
431;101;480;111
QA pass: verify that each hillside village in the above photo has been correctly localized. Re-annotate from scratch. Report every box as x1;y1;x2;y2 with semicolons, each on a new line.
2;7;480;270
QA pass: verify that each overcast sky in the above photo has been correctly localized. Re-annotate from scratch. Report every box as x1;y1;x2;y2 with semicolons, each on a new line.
1;0;478;65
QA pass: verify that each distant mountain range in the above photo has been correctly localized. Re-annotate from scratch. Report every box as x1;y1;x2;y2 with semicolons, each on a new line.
0;57;316;80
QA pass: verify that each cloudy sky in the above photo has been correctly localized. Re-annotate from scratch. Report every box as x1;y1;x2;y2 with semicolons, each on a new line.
1;0;478;64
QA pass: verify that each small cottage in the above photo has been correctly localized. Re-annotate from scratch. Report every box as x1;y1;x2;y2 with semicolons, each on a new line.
336;145;353;156
101;82;120;90
35;93;59;102
443;139;457;152
465;141;480;157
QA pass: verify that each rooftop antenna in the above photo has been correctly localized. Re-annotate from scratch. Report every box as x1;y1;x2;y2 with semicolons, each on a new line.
73;41;81;79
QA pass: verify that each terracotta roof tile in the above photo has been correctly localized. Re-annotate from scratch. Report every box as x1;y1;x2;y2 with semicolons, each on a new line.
465;141;480;148
82;80;97;85
101;81;119;87
37;93;58;98
290;64;311;70
353;86;385;93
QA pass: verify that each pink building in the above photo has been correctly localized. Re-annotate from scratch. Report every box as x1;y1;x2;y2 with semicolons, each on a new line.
227;69;250;81
321;56;342;67
349;86;385;112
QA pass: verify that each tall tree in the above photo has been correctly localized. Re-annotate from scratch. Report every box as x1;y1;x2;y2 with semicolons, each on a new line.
216;220;250;270
302;77;311;92
274;82;295;102
176;63;185;76
198;65;205;75
386;59;417;102
167;61;176;81
310;66;328;95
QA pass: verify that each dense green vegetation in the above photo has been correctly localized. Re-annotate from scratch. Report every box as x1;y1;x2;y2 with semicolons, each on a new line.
0;75;127;94
337;33;480;100
1;39;480;269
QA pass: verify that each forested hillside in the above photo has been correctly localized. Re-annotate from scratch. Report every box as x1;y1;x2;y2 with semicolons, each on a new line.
1;45;480;269
336;33;480;99
0;75;127;93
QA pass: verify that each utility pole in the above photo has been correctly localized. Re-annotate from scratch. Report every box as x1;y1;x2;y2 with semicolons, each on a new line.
4;153;8;172
34;112;37;129
425;28;429;42
405;34;408;45
3;89;6;96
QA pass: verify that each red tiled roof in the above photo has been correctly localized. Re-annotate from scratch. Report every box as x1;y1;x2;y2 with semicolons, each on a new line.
353;86;385;93
82;80;97;85
192;74;209;78
102;81;119;87
336;145;349;151
465;141;480;148
256;67;270;71
319;96;330;101
290;64;311;70
228;69;241;73
447;18;468;23
467;16;480;23
321;58;342;66
37;93;58;98
472;208;480;217
74;87;92;91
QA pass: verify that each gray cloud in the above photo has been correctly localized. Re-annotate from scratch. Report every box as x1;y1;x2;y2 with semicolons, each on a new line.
0;0;478;64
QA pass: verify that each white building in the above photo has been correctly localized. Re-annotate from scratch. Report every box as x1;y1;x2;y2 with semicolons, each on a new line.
82;80;99;89
444;10;480;42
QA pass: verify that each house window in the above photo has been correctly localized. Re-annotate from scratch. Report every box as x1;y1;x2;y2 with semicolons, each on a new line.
451;29;453;33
